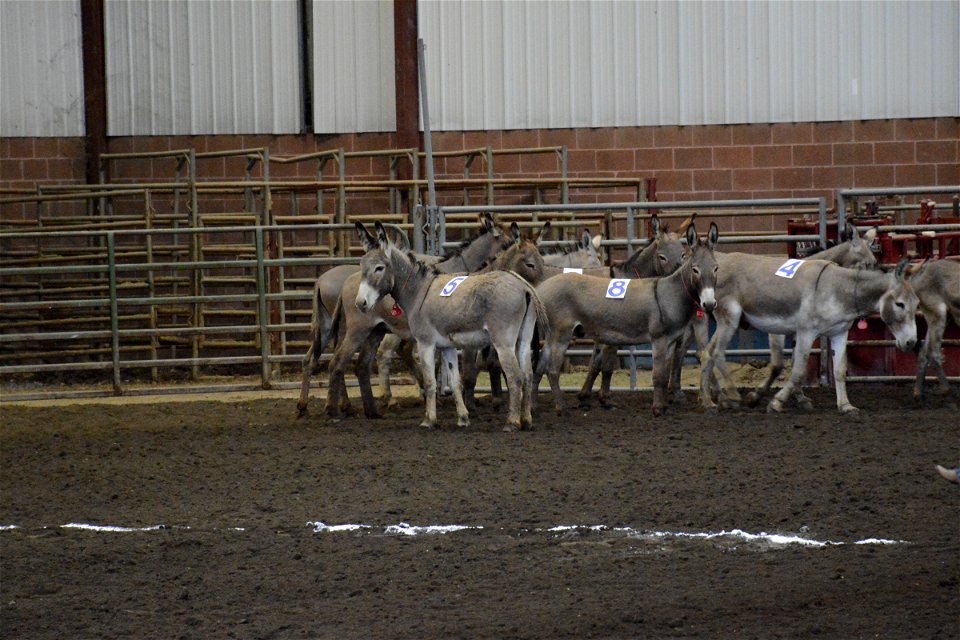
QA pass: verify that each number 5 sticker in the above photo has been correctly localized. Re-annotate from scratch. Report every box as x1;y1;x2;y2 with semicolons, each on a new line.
440;275;467;297
775;259;804;279
606;279;630;299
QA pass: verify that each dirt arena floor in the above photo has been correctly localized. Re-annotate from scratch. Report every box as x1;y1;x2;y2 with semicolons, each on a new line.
2;378;958;639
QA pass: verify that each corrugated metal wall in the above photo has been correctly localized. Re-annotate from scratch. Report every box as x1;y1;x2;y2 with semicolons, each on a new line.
418;0;960;132
105;0;301;136
312;0;396;134
0;0;85;137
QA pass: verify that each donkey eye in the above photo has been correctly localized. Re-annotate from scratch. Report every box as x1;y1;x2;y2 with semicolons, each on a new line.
374;265;385;273
525;262;536;269
713;265;719;273
895;301;905;309
692;267;701;275
658;254;667;262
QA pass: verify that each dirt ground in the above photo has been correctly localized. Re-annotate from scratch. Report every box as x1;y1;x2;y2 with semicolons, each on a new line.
2;379;958;639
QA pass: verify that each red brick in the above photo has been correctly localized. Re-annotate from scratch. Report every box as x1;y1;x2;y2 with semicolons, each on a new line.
499;129;540;150
812;166;854;189
693;169;732;191
935;117;959;140
566;149;596;173
813;121;853;143
853;165;895;187
895;164;937;186
614;127;655;148
692;125;732;146
575;128;615;149
21;159;47;180
916;140;957;164
47;158;81;180
937;163;960;185
464;130;502;149
854;120;895;141
753;145;792;167
33;138;61;158
874;141;915;164
674;147;713;169
493;154;521;176
205;136;246;153
792;144;833;167
773;167;812;189
654;126;693;147
896;119;936;141
732;168;772;190
596;149;634;172
731;123;771;145
771;122;813;144
58;137;82;158
7;139;33;158
635;147;673;170
650;170;693;192
713;146;753;168
1;159;23;181
833;142;873;165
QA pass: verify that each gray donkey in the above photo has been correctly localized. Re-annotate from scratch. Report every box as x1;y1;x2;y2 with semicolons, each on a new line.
704;223;881;408
536;222;719;416
355;221;549;431
542;230;604;268
910;258;960;402
297;213;516;419
700;255;919;415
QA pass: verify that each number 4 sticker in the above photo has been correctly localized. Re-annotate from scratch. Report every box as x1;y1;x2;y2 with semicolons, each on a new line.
775;259;804;279
606;279;630;299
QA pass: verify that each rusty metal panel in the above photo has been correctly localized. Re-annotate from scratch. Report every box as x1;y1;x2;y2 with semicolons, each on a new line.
0;0;85;137
418;0;959;131
312;0;395;133
106;0;301;135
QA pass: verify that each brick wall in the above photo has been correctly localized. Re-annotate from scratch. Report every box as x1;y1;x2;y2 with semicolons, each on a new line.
3;117;957;219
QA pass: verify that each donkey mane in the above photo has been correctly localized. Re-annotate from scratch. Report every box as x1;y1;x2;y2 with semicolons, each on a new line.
403;250;443;277
442;223;501;258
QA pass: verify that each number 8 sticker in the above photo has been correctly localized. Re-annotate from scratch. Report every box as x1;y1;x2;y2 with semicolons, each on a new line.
775;259;804;279
440;275;468;297
606;279;630;299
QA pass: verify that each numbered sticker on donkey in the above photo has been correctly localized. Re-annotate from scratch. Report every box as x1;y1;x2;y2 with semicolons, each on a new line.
775;259;805;279
440;276;468;297
563;267;583;274
605;279;630;299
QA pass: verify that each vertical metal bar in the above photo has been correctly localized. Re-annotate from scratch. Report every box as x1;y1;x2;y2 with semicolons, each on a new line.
107;231;122;395
485;147;494;205
337;148;346;256
413;205;425;254
255;227;271;388
145;191;158;382
836;192;846;238
818;197;827;249
626;207;637;391
417;38;437;210
189;149;200;380
559;147;569;204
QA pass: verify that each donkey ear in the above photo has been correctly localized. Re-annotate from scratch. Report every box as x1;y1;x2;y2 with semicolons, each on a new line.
479;212;496;234
591;234;603;251
864;226;878;240
580;230;591;249
894;257;909;281
374;221;390;248
650;214;662;240
707;222;719;250
510;222;522;242
535;221;551;245
356;222;379;251
678;212;697;232
685;222;698;248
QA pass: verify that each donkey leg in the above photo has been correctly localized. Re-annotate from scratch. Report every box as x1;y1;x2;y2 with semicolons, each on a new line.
768;333;814;414
493;343;524;432
651;340;672;416
547;336;572;416
462;348;480;413
416;342;439;429
441;348;470;427
597;345;619;408
325;329;367;418
376;333;402;411
827;331;859;415
745;334;786;408
297;313;331;418
704;320;740;409
577;344;604;408
488;356;505;411
916;311;949;400
355;330;386;419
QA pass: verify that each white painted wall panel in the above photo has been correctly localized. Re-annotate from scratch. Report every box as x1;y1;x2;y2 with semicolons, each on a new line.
418;0;959;132
106;0;300;135
0;0;84;137
312;0;395;133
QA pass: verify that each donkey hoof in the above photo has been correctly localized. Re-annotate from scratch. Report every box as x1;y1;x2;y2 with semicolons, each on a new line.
457;415;470;428
503;421;521;433
651;405;666;417
766;400;784;414
743;392;762;408
296;404;309;419
419;420;437;430
839;404;860;416
797;399;814;412
599;398;617;410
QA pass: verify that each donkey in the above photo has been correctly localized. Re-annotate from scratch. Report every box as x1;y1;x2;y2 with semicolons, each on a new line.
535;222;719;416
910;259;960;402
704;223;881;408
355;222;549;431
576;214;693;408
699;255;919;415
297;213;515;418
542;230;604;269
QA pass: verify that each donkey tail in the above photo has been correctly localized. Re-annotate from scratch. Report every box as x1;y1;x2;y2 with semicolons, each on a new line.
329;296;345;351
504;270;551;354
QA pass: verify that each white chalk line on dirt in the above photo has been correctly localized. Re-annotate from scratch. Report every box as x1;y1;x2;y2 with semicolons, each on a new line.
0;521;906;548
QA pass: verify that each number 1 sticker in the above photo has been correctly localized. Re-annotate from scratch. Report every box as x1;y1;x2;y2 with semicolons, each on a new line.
440;276;467;297
606;279;630;299
775;259;804;279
